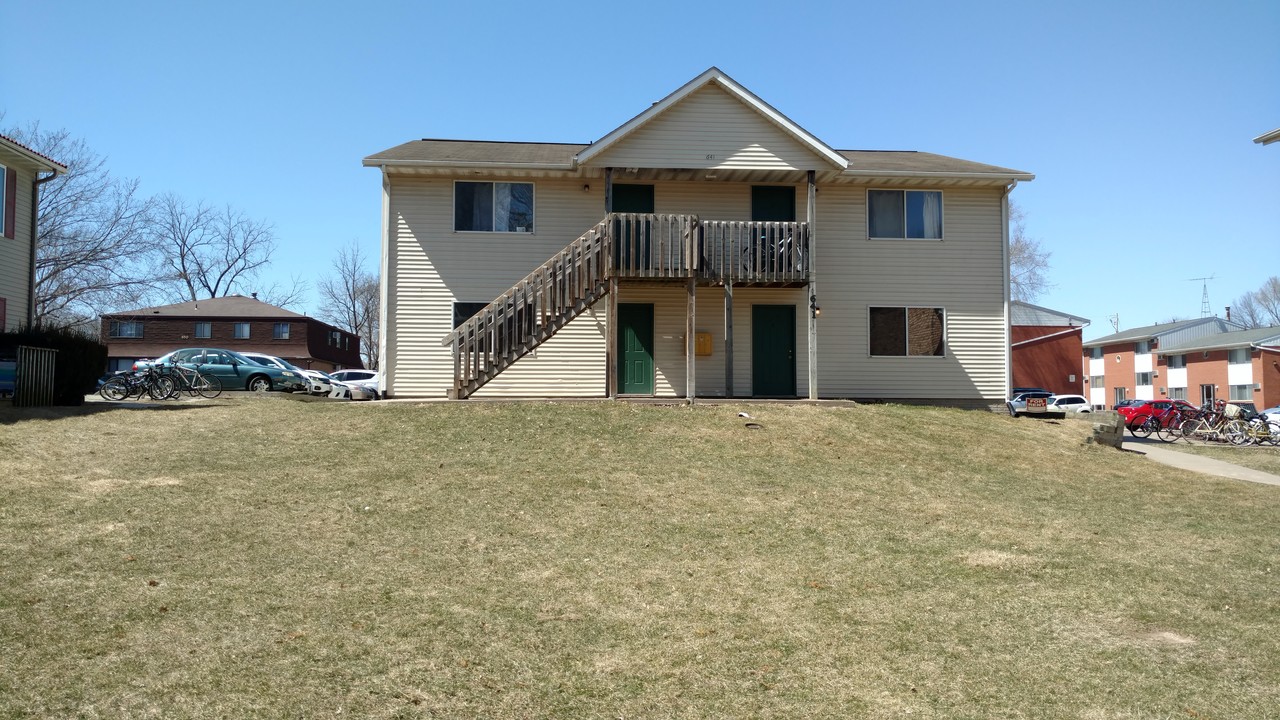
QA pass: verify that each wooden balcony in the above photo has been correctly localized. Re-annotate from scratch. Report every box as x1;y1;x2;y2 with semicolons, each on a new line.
607;213;809;285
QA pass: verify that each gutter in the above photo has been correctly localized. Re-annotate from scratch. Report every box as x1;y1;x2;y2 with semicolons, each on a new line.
27;169;61;327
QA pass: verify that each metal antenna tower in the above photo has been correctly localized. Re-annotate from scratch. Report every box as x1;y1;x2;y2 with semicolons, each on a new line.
1108;314;1120;333
1186;275;1215;317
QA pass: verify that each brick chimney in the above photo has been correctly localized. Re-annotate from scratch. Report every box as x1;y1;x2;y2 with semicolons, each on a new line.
1225;306;1231;322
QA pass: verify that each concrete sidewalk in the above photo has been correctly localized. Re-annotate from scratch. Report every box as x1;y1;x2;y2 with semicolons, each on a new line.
1121;438;1280;486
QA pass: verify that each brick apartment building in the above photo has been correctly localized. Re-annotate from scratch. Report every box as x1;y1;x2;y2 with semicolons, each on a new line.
1010;301;1089;395
100;295;363;373
1080;316;1280;410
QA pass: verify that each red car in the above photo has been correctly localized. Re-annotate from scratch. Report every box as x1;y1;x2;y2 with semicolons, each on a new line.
1118;399;1198;434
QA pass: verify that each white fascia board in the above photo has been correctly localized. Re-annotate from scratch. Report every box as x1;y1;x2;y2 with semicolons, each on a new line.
363;158;575;171
0;137;67;174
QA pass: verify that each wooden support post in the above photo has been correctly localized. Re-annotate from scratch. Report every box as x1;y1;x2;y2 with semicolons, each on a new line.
608;277;618;399
806;170;818;400
686;278;696;402
724;280;734;398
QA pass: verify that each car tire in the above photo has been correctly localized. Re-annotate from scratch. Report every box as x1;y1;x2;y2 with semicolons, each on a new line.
247;375;272;393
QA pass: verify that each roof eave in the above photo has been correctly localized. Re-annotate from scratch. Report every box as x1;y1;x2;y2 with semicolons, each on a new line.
364;158;576;171
0;138;68;175
842;170;1036;182
1253;128;1280;145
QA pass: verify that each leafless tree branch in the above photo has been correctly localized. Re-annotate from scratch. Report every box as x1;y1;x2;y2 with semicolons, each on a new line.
317;241;380;370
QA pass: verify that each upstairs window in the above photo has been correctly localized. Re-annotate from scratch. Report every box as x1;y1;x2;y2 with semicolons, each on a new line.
273;322;290;340
233;322;250;339
1166;354;1185;369
194;322;211;338
109;320;144;338
868;190;942;240
1227;348;1250;364
1136;371;1153;386
454;181;534;233
869;306;945;357
1134;340;1151;354
1090;347;1103;359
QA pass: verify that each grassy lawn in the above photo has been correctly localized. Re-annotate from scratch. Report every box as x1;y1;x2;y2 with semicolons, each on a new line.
1;398;1276;718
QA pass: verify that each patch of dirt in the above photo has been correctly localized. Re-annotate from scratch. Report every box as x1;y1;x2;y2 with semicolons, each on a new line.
961;549;1039;567
82;476;181;494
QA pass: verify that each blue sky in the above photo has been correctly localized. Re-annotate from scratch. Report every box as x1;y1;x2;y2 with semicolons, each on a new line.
4;0;1277;340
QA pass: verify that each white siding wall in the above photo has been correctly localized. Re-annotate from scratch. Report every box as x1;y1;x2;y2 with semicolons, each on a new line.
815;185;1008;401
0;160;34;330
386;176;608;398
1227;361;1253;386
588;85;824;171
385;176;1009;402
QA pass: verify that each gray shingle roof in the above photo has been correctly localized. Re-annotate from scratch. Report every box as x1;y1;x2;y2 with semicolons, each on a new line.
363;139;1030;178
1082;318;1218;347
105;295;308;319
1160;325;1280;354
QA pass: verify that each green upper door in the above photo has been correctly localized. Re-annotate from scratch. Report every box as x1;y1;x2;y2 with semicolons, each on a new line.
752;304;796;397
617;303;655;395
612;184;655;271
751;186;796;222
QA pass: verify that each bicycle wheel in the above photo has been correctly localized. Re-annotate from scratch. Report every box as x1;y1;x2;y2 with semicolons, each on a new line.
148;375;176;401
1223;420;1249;446
1156;419;1182;443
1128;415;1154;438
195;373;222;399
1179;418;1203;440
99;378;130;401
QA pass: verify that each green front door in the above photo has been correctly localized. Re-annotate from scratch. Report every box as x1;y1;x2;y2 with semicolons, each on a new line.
752;304;796;397
617;303;655;395
613;184;655;272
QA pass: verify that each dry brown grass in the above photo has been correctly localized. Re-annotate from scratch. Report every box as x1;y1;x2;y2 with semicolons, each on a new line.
0;398;1276;718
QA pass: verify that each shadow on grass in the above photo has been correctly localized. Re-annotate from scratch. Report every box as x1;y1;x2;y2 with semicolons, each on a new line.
0;399;228;426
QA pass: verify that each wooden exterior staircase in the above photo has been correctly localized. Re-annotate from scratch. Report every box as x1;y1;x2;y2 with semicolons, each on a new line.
441;213;807;399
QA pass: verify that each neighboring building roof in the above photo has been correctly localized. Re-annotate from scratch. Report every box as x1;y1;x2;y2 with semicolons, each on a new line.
104;295;309;319
1158;325;1280;355
1254;128;1280;145
1010;300;1089;327
575;66;850;171
1083;317;1231;347
0;133;68;174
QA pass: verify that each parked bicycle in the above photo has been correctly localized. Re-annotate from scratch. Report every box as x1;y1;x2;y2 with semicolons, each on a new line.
1231;413;1280;446
158;362;222;399
1179;400;1248;444
98;365;175;401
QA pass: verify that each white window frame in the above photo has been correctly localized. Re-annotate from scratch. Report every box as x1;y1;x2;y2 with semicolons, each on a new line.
1167;354;1185;369
273;322;290;340
1229;384;1252;401
867;306;947;358
1227;348;1250;365
1136;371;1153;386
233;322;250;339
453;181;535;234
1168;386;1187;400
1135;340;1151;354
1089;374;1104;388
867;189;944;241
0;163;7;234
194;322;211;339
1090;347;1103;359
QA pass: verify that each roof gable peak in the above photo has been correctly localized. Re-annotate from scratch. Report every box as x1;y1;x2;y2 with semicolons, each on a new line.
574;67;848;170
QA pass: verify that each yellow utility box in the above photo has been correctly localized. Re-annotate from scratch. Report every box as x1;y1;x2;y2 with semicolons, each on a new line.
695;332;713;357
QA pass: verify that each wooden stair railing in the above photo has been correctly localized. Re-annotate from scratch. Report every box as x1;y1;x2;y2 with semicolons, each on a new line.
441;218;612;399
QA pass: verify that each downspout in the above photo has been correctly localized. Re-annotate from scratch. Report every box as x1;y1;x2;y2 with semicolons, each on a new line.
28;170;60;327
1001;179;1018;399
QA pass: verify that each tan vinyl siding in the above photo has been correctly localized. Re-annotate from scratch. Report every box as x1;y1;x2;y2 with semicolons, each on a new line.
386;176;608;397
587;85;827;171
814;185;1008;401
0;161;34;330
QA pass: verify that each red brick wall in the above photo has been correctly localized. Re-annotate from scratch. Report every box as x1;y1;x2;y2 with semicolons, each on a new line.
1259;348;1280;410
1012;326;1083;394
100;315;363;370
1184;350;1230;406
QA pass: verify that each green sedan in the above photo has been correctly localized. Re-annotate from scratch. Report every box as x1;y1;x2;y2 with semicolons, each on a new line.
139;348;308;392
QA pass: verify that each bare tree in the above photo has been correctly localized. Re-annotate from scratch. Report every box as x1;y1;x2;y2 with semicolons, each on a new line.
155;194;279;301
317;241;380;370
4;122;160;329
1008;201;1052;302
1230;276;1280;328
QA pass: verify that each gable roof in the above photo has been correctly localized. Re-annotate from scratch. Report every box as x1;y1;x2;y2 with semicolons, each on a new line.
104;295;308;319
1010;301;1089;327
1083;317;1230;348
0;133;68;174
575;67;849;171
1159;325;1280;354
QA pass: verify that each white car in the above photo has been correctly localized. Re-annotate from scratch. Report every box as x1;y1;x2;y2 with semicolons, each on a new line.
239;353;331;394
1046;394;1091;414
329;369;381;399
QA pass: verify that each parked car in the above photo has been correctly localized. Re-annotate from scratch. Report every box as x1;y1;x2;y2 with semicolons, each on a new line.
1010;386;1050;399
328;378;375;401
1007;390;1057;418
1112;398;1146;412
135;348;308;392
239;352;331;395
1046;394;1091;414
329;369;381;399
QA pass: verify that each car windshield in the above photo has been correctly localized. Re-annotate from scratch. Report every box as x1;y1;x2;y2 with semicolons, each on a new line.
226;350;262;366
